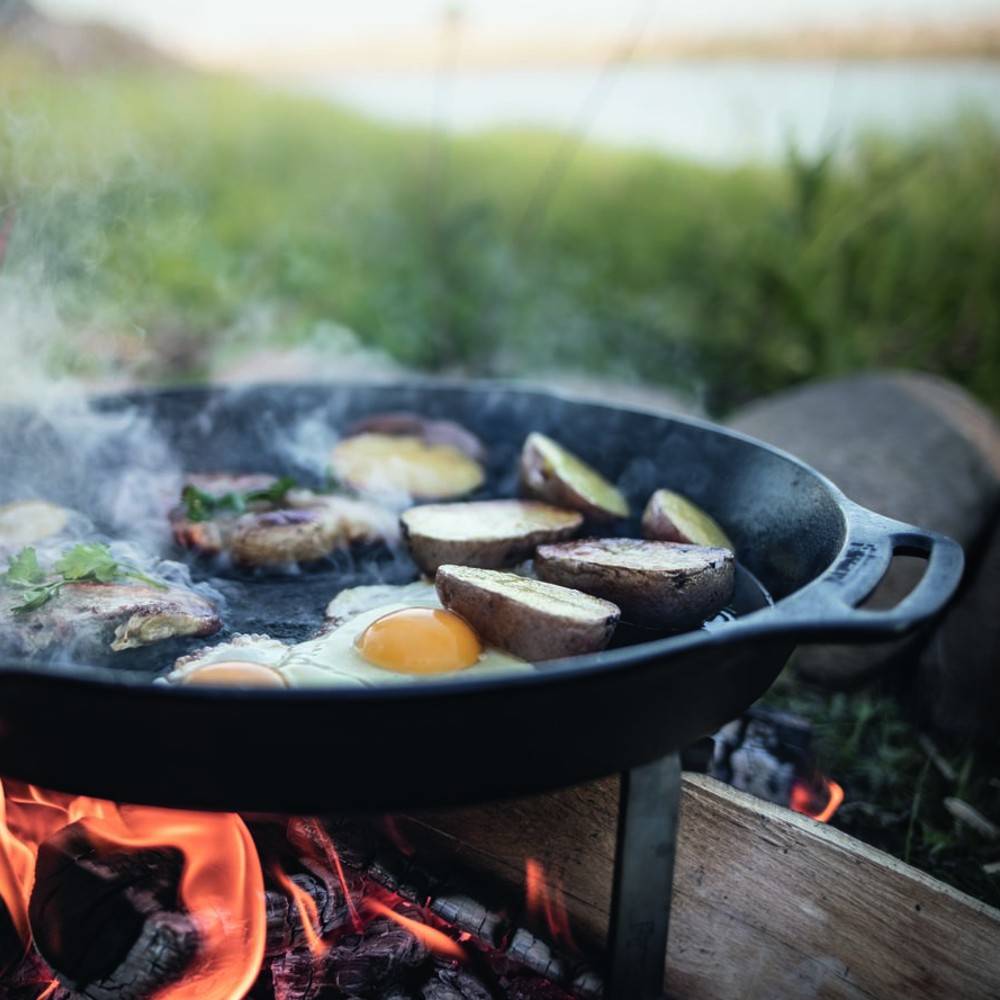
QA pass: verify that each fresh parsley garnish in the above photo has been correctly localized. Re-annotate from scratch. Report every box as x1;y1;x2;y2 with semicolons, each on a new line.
2;542;167;613
181;476;297;522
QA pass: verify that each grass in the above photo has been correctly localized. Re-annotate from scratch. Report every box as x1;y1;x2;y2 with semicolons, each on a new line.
1;59;999;413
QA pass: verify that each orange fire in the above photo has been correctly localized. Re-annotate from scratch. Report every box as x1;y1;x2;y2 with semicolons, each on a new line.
290;817;363;932
790;775;845;823
272;866;327;959
365;897;465;961
0;779;266;1000
524;858;575;950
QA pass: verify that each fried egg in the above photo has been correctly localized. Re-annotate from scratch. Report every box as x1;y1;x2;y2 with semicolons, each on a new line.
167;634;290;687
167;589;532;689
281;602;531;687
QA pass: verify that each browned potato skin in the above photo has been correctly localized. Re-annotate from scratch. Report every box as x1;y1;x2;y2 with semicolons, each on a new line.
346;412;486;462
534;538;735;630
435;564;620;661
400;500;583;575
519;434;626;522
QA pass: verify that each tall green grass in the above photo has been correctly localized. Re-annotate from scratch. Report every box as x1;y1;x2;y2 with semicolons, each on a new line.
2;61;998;412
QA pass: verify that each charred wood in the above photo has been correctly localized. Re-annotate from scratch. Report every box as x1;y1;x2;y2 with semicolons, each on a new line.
27;822;197;998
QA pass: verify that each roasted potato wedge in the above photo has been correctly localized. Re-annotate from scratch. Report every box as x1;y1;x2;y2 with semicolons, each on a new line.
401;499;583;575
641;489;734;550
436;564;620;661
535;537;734;630
520;432;628;521
331;433;485;502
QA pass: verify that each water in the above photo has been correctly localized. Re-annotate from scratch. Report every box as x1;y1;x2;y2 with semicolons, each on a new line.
299;59;1000;162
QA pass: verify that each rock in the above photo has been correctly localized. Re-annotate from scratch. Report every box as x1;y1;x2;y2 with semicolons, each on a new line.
917;513;1000;744
728;372;1000;686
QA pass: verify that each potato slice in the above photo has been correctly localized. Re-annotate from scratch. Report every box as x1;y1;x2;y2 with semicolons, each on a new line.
436;564;620;661
535;538;734;630
642;489;734;550
520;432;628;521
331;433;485;501
346;412;486;462
401;499;583;575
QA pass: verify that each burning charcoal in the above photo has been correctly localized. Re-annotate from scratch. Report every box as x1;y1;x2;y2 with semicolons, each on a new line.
28;823;197;997
365;848;443;905
328;918;429;995
265;868;349;957
430;894;506;948
421;967;493;1000
710;706;815;807
269;948;323;1000
286;817;371;888
80;913;199;1000
505;928;568;984
570;969;605;999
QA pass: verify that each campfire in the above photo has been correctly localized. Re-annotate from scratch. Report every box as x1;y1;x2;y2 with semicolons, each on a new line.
0;780;603;1000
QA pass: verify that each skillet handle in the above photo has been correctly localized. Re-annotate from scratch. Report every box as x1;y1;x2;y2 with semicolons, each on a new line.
763;502;964;642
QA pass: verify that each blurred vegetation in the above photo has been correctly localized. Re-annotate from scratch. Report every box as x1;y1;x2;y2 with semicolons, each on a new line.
765;671;1000;907
1;59;998;411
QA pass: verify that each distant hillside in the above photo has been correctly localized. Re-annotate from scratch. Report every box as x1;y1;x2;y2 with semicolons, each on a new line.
0;0;176;71
220;17;1000;75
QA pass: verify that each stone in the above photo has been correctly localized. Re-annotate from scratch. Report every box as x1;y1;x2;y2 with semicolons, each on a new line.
917;513;1000;744
728;372;1000;686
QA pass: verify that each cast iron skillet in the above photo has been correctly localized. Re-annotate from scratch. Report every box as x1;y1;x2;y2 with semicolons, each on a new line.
0;381;963;813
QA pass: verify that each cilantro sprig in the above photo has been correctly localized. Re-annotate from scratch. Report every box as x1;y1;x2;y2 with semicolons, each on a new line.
181;476;297;523
2;543;167;613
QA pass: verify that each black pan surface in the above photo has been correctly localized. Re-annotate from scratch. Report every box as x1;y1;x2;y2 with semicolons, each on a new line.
0;380;963;812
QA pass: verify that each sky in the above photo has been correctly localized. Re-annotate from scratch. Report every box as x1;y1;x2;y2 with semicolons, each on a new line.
38;0;1000;61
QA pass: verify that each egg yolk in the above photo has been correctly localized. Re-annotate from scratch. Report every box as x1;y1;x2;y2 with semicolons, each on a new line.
183;660;287;688
355;607;482;675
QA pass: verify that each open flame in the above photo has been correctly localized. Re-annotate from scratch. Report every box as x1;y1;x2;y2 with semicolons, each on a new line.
524;858;575;950
272;866;328;959
790;775;845;823
365;897;466;961
0;779;266;1000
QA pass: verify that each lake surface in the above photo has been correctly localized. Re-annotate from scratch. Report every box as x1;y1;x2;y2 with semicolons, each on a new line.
298;59;1000;162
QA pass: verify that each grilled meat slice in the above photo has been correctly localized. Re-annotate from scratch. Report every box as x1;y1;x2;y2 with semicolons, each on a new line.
170;473;281;555
171;471;398;566
0;582;221;659
229;493;399;567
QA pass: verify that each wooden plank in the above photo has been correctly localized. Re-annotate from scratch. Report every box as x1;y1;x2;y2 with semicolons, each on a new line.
403;774;1000;1000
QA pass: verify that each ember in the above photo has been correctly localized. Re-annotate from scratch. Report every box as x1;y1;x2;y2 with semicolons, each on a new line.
791;775;846;824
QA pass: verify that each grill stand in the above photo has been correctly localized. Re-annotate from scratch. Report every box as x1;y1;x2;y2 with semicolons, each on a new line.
606;752;682;1000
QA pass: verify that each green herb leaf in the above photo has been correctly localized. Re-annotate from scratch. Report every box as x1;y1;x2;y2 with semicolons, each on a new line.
54;542;121;583
3;546;46;587
181;476;297;522
12;583;61;613
122;568;169;591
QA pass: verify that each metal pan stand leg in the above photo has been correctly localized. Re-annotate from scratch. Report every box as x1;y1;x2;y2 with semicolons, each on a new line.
606;752;682;1000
